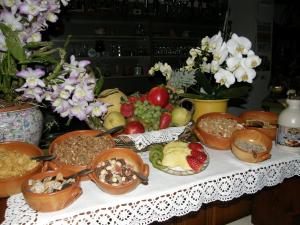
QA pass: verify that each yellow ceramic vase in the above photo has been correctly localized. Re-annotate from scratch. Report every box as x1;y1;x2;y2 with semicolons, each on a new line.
192;99;229;122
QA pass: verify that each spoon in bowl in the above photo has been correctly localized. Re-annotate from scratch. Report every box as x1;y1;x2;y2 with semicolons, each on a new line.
95;125;124;137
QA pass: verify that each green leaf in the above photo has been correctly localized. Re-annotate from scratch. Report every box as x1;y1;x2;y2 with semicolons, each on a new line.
93;67;104;96
194;70;213;95
217;85;251;99
0;23;25;61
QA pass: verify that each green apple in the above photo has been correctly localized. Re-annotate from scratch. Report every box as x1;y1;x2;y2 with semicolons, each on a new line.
171;107;191;126
103;111;126;130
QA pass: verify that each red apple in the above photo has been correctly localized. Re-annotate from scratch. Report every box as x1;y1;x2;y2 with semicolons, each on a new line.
147;86;169;107
124;121;145;134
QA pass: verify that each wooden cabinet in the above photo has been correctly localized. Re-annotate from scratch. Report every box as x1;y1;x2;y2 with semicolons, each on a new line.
49;1;226;77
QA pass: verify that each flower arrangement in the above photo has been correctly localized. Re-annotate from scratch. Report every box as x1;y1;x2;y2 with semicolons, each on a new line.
0;0;108;122
149;31;262;100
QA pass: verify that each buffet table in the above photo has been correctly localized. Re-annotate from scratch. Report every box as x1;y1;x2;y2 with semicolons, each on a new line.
1;143;300;225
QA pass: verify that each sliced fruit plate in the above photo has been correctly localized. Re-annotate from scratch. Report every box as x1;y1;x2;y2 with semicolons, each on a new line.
148;141;209;176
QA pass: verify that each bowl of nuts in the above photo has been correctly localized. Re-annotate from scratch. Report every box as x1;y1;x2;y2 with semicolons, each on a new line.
89;147;149;195
48;130;115;180
193;112;244;150
22;168;82;212
0;141;43;197
239;111;278;140
231;129;272;163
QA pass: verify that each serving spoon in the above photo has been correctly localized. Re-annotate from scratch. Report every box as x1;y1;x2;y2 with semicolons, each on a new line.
95;125;124;137
31;154;56;162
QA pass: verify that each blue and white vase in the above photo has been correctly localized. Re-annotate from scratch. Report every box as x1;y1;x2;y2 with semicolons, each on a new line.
0;104;43;145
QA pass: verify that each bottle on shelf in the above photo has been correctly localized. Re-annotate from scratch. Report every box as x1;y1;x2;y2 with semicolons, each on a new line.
276;90;300;152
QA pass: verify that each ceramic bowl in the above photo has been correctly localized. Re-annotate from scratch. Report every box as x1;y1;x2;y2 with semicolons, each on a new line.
231;129;272;163
239;111;278;140
48;130;115;181
193;112;244;150
22;168;82;212
89;147;149;195
0;141;43;197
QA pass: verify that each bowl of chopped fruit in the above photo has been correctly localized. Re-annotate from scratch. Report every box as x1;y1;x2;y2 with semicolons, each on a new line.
89;147;149;195
231;129;272;163
48;130;115;180
0;141;43;197
193;112;244;150
22;168;82;212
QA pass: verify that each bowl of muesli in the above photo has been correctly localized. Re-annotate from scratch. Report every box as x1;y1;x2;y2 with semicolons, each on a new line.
231;129;272;163
193;112;244;150
22;168;82;212
89;147;149;195
49;130;115;180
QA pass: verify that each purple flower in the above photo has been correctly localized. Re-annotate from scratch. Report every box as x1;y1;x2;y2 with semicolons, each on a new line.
16;68;45;88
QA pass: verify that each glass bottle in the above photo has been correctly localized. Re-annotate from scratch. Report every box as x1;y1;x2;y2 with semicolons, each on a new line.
276;91;300;152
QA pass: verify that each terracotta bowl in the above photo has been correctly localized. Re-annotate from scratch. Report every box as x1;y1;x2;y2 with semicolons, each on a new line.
89;147;149;195
22;168;82;212
231;129;272;163
239;111;278;140
48;130;114;181
0;141;43;197
193;112;244;150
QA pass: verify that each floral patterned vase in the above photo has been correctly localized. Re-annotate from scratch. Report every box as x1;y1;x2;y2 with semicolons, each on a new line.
0;104;43;145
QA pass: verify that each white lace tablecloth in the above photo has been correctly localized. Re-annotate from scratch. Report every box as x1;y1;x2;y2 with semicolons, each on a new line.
2;144;300;225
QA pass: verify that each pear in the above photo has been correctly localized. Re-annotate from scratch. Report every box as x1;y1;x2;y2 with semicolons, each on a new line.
171;107;191;126
103;112;126;130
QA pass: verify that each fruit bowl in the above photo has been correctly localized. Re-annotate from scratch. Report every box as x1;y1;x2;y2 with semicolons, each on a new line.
0;141;43;197
48;130;115;180
231;129;272;163
148;141;209;176
22;168;82;212
239;111;278;140
89;147;149;195
193;112;244;150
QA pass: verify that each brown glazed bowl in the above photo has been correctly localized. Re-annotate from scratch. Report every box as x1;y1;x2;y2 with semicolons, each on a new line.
48;130;114;181
0;141;43;197
193;112;244;150
22;168;82;212
231;129;272;163
239;111;278;140
89;147;149;195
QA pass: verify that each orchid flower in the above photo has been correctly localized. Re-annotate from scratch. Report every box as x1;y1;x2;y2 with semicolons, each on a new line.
214;69;235;88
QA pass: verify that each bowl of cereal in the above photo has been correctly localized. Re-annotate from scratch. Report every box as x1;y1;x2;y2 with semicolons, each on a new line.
239;111;278;140
0;141;43;197
193;112;244;150
231;129;272;163
89;147;149;195
49;130;115;180
22;168;82;212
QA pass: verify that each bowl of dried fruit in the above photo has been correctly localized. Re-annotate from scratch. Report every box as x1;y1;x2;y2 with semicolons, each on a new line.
193;112;244;150
22;168;82;212
231;129;272;163
0;141;44;197
239;111;278;140
89;147;149;195
48;130;115;181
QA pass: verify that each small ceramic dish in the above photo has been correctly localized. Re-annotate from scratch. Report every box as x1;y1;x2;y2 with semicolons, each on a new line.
231;129;272;163
0;141;43;197
48;130;115;180
22;168;82;212
193;112;244;150
89;147;149;195
239;111;278;140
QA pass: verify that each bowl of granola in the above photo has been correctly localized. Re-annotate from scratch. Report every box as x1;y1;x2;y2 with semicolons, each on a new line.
48;130;115;180
193;112;244;150
89;147;149;195
231;129;272;163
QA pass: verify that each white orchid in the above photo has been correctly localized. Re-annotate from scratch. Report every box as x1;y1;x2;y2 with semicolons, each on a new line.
213;42;229;65
234;59;257;83
207;31;223;52
214;69;235;88
227;33;252;56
